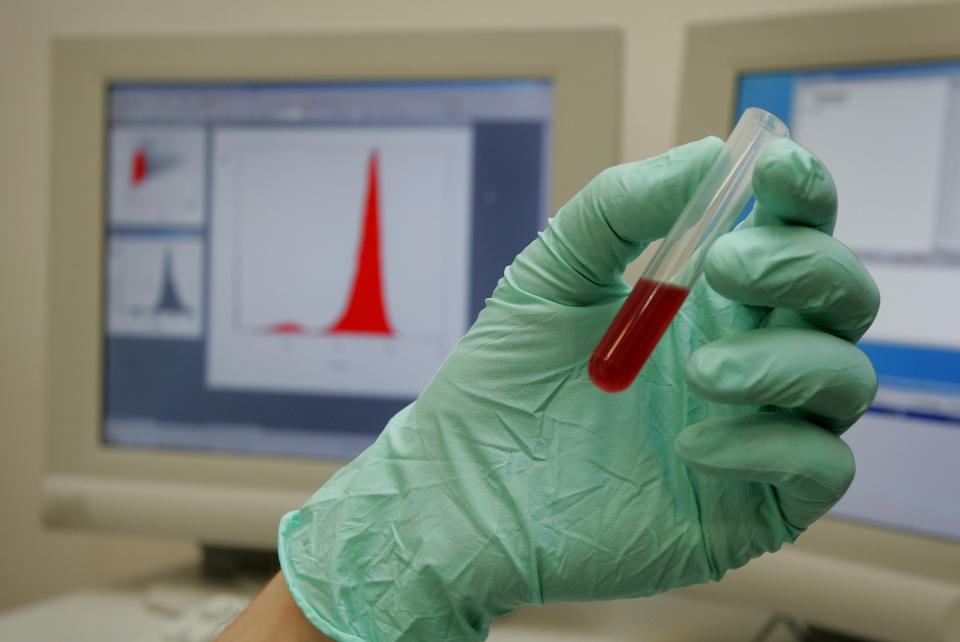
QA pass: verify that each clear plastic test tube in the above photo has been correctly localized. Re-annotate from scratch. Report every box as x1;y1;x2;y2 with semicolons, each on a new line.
588;107;790;393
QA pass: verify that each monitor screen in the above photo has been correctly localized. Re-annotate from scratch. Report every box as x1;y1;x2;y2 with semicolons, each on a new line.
103;79;554;460
738;62;960;539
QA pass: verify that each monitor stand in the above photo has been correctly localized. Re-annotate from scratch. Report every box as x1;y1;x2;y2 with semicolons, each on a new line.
201;544;279;583
714;614;882;642
802;628;879;642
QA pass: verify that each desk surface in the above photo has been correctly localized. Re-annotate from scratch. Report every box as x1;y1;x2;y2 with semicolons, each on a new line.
0;566;789;642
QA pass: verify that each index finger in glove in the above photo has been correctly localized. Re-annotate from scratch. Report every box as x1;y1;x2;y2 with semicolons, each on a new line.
705;227;880;341
741;138;837;233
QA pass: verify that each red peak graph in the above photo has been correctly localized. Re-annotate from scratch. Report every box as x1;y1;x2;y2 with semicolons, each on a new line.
327;151;394;336
268;322;306;335
131;148;148;186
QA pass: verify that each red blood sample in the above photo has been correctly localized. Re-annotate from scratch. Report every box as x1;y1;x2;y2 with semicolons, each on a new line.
588;278;690;393
131;149;148;186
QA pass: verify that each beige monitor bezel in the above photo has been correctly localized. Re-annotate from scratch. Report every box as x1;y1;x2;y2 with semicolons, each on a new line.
46;31;622;546
676;1;960;593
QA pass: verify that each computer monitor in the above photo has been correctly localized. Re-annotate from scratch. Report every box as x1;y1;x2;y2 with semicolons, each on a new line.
104;79;552;461
676;4;960;639
44;31;621;547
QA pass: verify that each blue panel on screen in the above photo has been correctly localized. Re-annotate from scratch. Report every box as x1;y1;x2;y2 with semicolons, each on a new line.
860;342;960;389
736;72;794;124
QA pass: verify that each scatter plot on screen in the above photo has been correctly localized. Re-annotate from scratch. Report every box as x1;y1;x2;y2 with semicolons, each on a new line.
108;126;205;228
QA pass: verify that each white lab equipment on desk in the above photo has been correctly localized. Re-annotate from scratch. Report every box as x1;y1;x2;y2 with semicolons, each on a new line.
0;566;787;642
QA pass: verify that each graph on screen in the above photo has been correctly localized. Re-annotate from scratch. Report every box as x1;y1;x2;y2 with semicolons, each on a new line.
130;148;149;186
107;236;203;337
327;152;394;336
207;127;472;397
262;152;395;337
109;126;206;228
154;249;192;315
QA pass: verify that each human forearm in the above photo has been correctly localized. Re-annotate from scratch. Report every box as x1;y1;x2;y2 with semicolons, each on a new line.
215;573;333;642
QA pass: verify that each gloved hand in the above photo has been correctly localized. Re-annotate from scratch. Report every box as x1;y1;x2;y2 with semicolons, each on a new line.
278;137;880;642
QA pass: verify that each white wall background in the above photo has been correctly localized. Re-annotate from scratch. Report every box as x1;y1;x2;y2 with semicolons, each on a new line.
0;0;936;612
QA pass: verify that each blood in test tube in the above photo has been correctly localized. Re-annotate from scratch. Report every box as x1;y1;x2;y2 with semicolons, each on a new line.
586;108;788;393
588;278;690;393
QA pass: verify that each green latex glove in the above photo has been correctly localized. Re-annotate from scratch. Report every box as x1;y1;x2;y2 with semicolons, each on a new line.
278;137;880;642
